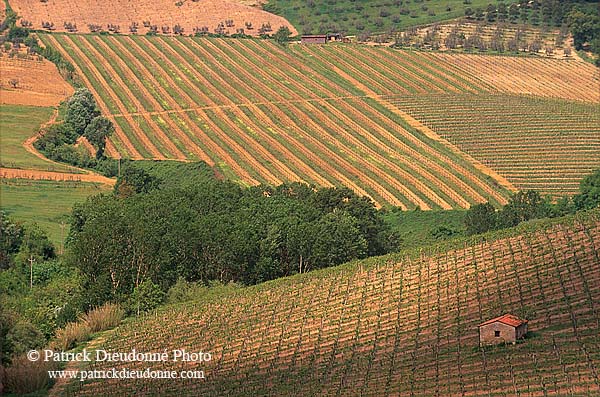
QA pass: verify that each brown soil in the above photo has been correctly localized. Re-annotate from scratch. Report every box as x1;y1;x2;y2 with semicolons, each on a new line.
0;56;73;107
9;0;296;36
429;52;600;103
75;136;96;157
0;167;115;185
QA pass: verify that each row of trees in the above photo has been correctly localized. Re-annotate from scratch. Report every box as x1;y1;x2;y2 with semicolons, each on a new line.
69;167;398;309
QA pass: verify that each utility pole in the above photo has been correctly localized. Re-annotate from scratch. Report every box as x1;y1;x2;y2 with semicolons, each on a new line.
28;255;35;289
59;220;66;255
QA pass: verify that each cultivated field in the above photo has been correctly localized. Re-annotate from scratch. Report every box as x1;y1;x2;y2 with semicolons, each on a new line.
36;34;598;207
38;33;528;209
54;211;600;396
0;56;74;107
393;21;576;59
9;0;296;36
391;94;600;197
428;52;600;103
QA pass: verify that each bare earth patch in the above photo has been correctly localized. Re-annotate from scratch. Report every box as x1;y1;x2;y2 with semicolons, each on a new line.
0;56;74;107
9;0;296;36
0;167;115;185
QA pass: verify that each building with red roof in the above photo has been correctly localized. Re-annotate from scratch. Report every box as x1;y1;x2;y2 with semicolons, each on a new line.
479;314;528;345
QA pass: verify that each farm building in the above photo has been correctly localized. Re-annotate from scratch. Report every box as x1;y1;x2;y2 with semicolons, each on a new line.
479;314;528;345
300;34;346;44
301;35;327;44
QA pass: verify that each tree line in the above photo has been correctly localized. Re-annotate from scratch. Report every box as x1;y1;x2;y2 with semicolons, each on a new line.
465;169;600;235
68;165;399;308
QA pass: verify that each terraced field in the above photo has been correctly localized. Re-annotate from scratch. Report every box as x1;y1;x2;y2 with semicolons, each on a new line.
391;94;600;197
39;34;523;209
55;211;600;396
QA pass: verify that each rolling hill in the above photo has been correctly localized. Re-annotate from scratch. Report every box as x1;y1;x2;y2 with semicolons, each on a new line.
391;94;600;197
36;33;598;208
9;0;296;36
52;209;600;396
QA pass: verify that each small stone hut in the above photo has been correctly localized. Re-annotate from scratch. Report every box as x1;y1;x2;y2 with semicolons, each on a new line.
479;314;528;345
301;35;327;44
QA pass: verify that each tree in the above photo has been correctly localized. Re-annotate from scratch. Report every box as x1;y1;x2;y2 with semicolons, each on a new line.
65;88;100;136
312;211;368;268
499;190;549;228
486;4;497;22
567;9;600;50
465;202;498;235
0;212;23;270
573;169;600;210
14;223;55;265
273;26;292;45
114;166;160;197
83;116;114;159
509;3;520;23
497;2;508;22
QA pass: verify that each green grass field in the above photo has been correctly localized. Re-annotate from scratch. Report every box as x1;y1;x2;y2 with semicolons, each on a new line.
0;179;110;247
0;104;76;172
263;0;492;35
383;208;466;250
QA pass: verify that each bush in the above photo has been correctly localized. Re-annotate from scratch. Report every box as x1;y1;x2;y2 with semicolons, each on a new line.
52;321;91;351
166;279;242;304
128;280;165;315
51;303;123;350
5;321;45;356
4;355;57;395
81;303;124;333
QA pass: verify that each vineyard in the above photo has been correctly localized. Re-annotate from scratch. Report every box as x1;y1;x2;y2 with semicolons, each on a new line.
34;33;599;208
54;210;600;396
38;33;528;209
427;52;600;103
390;94;600;197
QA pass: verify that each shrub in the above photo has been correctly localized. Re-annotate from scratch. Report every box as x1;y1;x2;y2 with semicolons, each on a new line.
128;280;165;315
166;279;242;304
4;355;57;395
51;303;123;350
52;321;91;351
82;303;124;333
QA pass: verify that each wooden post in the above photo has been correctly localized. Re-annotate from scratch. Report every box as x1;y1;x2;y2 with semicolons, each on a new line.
28;255;35;289
59;220;66;255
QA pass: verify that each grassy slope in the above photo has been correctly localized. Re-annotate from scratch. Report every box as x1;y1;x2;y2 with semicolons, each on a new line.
0;104;71;171
62;209;600;396
383;208;466;250
0;179;109;246
264;0;493;35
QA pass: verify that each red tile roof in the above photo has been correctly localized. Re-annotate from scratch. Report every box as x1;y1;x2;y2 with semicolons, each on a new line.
479;314;528;328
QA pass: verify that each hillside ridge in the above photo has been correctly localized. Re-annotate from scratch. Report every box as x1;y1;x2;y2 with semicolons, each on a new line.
57;209;600;396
